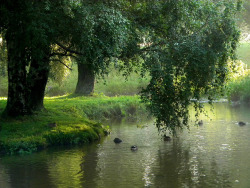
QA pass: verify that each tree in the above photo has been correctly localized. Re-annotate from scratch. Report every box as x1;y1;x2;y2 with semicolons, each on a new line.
126;0;242;133
72;3;130;95
0;0;81;115
0;0;242;136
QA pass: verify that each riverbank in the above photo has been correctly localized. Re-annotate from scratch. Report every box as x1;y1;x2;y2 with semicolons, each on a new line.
0;95;149;155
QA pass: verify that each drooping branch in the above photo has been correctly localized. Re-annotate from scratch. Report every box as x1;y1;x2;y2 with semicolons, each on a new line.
55;42;84;56
50;59;73;70
50;52;77;58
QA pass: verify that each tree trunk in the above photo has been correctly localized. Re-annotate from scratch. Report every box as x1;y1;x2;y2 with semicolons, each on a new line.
26;58;50;112
3;33;27;116
75;63;95;95
3;31;50;116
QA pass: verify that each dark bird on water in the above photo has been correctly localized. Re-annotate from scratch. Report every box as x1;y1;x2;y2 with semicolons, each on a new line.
131;145;138;151
238;121;246;126
113;138;122;143
164;135;171;141
198;120;203;126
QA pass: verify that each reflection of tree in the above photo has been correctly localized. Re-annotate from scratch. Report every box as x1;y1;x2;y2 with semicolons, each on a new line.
153;138;193;187
79;144;99;187
47;148;84;187
153;136;233;188
0;164;11;188
0;145;101;188
0;152;54;188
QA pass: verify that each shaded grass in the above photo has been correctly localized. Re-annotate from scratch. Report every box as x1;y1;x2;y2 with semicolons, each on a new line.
44;65;149;97
94;70;149;96
0;95;149;155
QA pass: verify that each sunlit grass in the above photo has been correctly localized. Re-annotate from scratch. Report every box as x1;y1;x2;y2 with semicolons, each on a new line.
0;95;149;155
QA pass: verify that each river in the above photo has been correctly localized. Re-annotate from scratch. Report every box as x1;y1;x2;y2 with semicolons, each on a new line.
0;103;250;188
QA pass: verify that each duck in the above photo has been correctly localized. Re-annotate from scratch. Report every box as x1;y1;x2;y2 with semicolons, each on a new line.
113;138;122;143
238;121;246;126
131;145;138;151
163;135;171;141
198;120;203;126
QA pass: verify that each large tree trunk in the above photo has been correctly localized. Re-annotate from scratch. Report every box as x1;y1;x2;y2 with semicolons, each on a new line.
75;63;95;95
3;32;50;116
3;32;27;116
26;57;50;112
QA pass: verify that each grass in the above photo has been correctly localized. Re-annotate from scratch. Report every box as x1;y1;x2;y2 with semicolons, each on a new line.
44;65;149;97
94;70;149;96
0;95;149;155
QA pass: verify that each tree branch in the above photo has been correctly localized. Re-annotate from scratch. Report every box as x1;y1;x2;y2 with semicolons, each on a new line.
55;42;84;56
50;52;77;58
51;59;73;70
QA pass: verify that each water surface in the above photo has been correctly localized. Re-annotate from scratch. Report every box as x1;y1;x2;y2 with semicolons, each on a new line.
0;103;250;188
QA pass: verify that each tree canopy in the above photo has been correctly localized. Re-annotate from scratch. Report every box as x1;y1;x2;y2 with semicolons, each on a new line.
0;0;242;134
118;0;242;133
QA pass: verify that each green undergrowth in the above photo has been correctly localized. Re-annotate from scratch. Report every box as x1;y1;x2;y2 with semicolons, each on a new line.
0;95;148;155
227;75;250;103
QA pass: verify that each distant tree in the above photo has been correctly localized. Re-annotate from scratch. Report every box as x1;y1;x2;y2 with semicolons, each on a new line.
73;2;130;95
0;0;80;115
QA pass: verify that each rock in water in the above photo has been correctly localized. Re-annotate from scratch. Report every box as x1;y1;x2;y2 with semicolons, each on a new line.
114;138;122;143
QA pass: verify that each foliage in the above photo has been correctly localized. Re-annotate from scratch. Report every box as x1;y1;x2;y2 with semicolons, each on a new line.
130;0;242;134
62;2;131;76
0;0;243;134
49;57;73;85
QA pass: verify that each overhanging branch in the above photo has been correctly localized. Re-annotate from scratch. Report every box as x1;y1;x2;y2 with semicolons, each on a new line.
51;59;73;70
55;42;84;56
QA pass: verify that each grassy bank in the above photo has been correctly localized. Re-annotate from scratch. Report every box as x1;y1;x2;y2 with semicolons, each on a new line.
0;95;149;155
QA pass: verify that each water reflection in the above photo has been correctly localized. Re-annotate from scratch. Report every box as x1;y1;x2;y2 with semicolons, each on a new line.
0;103;250;187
